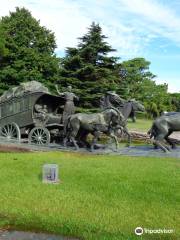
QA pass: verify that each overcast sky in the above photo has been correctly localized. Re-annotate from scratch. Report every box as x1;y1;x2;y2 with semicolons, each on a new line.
1;0;180;92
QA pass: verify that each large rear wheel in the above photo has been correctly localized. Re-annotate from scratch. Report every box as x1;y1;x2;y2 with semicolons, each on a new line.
0;122;21;141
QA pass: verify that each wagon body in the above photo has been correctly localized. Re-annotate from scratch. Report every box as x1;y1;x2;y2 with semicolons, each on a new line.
0;91;65;144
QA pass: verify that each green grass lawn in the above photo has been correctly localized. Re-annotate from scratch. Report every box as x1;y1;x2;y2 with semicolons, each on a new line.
127;118;152;132
0;152;179;240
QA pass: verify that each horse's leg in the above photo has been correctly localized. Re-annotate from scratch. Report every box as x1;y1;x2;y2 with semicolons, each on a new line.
114;127;123;138
111;133;119;150
63;127;70;147
91;131;100;151
153;139;170;152
68;119;80;150
107;136;113;145
63;136;68;147
156;125;171;151
165;131;176;149
165;137;176;149
132;115;136;122
71;136;79;150
131;111;136;122
154;132;170;152
79;131;90;148
123;126;131;147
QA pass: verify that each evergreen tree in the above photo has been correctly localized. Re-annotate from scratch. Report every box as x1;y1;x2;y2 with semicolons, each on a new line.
59;22;119;108
0;7;60;94
118;67;129;99
0;23;8;59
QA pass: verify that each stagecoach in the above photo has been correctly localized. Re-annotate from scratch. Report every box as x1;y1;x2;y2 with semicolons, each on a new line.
0;82;65;145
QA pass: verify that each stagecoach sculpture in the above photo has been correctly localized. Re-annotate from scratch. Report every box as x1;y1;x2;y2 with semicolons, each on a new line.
0;81;66;145
3;81;171;153
1;81;179;153
0;81;129;149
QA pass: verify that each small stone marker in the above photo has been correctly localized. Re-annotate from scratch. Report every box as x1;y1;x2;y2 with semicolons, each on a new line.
43;164;59;183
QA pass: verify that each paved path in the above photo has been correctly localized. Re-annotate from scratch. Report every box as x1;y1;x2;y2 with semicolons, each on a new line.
0;230;78;240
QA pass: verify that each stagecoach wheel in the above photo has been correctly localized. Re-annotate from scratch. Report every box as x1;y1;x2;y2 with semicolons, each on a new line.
0;122;21;141
28;127;50;145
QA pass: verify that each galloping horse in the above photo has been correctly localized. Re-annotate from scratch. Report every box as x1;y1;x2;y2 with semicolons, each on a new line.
64;108;126;150
148;113;180;152
118;100;145;121
100;92;145;122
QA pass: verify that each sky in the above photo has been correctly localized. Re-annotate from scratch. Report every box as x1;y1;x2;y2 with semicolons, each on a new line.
0;0;180;93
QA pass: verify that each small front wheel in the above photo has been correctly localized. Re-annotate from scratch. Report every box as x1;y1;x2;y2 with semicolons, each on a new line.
28;127;50;145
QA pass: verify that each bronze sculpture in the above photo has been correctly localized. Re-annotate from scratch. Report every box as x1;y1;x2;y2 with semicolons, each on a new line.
118;99;145;120
55;85;79;134
148;113;180;152
0;82;131;151
0;81;49;102
100;91;125;109
0;81;65;145
64;107;126;151
1;81;180;154
100;92;145;121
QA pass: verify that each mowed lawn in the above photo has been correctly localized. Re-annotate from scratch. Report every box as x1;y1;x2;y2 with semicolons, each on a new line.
0;152;179;240
127;118;152;132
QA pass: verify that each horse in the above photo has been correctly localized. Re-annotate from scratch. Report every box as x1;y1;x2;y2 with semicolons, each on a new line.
148;113;180;152
64;108;127;151
100;93;145;122
100;91;125;109
118;100;145;121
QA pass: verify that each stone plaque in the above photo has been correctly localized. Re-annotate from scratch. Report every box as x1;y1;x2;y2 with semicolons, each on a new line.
43;164;59;183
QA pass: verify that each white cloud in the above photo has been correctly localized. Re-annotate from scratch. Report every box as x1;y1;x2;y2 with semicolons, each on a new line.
0;0;92;52
119;0;180;45
1;0;180;92
1;0;180;57
156;76;180;93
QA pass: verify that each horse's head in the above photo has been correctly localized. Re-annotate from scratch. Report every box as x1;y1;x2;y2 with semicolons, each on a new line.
107;92;125;106
130;99;145;112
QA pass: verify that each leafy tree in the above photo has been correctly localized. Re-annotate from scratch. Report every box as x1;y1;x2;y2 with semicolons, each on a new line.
59;22;120;108
169;93;180;111
0;7;60;94
146;102;159;119
118;58;156;99
117;57;173;116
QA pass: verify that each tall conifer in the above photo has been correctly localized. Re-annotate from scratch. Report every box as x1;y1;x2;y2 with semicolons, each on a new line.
60;22;119;108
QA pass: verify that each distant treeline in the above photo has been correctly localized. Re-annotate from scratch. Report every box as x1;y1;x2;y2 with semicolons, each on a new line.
0;7;180;118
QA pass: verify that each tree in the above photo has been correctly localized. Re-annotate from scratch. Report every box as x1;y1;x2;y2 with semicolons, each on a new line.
169;93;180;111
117;58;173;116
0;23;8;59
0;22;9;94
0;7;60;94
59;22;120;108
118;58;156;99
